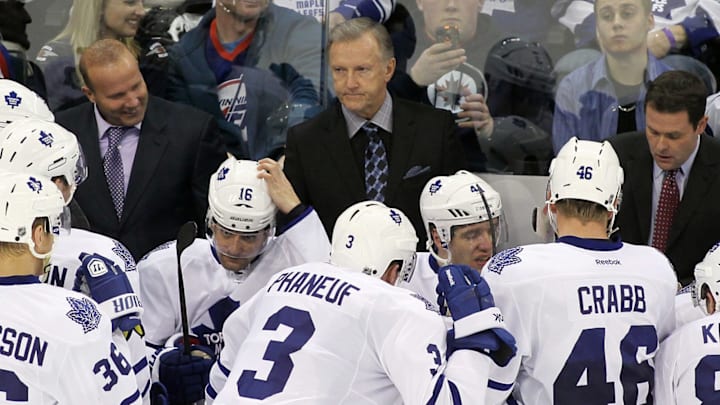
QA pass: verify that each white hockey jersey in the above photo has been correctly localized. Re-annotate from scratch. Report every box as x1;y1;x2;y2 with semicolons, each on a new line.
399;252;442;312
138;208;330;354
42;228;150;402
0;276;141;404
207;261;491;404
482;236;677;404
655;311;720;403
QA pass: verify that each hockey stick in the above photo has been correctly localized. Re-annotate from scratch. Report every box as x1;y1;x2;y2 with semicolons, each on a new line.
176;221;197;355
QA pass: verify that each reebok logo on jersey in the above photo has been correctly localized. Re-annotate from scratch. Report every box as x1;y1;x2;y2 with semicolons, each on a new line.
595;259;621;265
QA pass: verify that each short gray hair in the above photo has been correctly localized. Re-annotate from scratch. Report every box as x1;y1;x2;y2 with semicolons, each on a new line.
328;17;394;62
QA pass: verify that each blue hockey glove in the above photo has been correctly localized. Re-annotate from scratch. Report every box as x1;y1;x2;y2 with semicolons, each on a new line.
74;253;143;331
155;345;215;404
436;264;517;366
149;381;169;405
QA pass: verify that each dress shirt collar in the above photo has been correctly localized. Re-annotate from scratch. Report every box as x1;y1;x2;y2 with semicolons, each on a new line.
93;105;142;140
343;90;393;138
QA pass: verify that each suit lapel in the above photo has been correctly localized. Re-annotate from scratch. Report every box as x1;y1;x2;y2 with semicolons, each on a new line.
121;98;169;223
385;100;415;204
322;104;365;200
668;137;719;247
627;149;654;243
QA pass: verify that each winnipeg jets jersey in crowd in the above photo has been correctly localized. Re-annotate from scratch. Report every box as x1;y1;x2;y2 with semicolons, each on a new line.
482;237;677;404
399;252;442;312
207;261;491;404
655;311;720;403
42;228;150;402
0;276;141;404
138;208;329;355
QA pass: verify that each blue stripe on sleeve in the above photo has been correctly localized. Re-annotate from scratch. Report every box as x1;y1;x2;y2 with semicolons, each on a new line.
120;390;141;405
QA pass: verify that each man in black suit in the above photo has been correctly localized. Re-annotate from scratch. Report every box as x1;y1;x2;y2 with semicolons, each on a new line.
56;39;226;260
609;70;720;286
284;18;465;250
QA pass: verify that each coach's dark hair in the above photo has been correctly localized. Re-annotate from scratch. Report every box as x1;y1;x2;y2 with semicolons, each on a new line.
328;17;394;62
645;70;708;129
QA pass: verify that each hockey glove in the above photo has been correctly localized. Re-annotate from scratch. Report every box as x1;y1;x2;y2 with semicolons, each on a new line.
149;381;169;405
436;264;517;366
155;345;215;404
74;252;143;332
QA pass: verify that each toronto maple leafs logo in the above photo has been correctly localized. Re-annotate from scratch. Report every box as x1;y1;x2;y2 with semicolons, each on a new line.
429;179;442;195
27;176;42;193
66;296;102;333
411;293;438;313
112;239;137;273
389;209;402;225
4;91;21;109
192;297;240;355
217;167;230;181
486;246;523;275
38;130;54;147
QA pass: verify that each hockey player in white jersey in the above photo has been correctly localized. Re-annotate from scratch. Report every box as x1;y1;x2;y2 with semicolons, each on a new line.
138;156;330;403
0;79;54;129
207;200;516;404
655;242;720;403
482;137;678;404
0;172;141;404
402;170;504;309
0;118;151;402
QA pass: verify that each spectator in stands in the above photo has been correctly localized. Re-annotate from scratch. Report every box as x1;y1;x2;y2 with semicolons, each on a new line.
553;0;671;153
165;0;322;160
35;0;168;111
0;0;47;97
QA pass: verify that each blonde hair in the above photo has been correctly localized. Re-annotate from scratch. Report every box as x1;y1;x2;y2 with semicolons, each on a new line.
55;0;139;86
555;199;609;225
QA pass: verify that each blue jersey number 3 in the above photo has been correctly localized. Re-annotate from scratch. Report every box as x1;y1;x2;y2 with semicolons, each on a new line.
237;306;316;400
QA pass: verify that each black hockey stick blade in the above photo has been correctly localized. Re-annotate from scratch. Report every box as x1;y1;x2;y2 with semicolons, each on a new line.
176;221;197;355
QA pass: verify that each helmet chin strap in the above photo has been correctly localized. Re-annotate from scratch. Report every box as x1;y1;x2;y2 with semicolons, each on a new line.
426;239;451;267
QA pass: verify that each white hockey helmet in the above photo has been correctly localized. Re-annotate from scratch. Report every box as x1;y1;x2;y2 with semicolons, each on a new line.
0;118;87;204
0;79;54;129
206;157;277;233
330;201;418;285
420;170;505;254
546;137;624;235
693;242;720;315
0;172;64;259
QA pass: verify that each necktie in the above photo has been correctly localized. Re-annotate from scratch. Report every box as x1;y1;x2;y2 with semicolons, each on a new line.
363;123;388;202
104;127;127;220
651;169;679;252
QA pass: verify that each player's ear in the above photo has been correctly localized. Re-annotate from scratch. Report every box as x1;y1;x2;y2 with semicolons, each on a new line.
381;262;400;285
31;218;52;255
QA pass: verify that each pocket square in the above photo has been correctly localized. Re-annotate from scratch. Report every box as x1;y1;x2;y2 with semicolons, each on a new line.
403;165;431;179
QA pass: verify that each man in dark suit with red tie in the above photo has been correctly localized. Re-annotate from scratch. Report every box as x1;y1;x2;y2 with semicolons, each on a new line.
55;39;226;260
609;70;720;286
283;18;466;250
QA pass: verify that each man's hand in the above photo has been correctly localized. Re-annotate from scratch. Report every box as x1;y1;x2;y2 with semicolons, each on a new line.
257;158;301;214
154;345;215;404
410;42;466;86
436;264;517;366
457;93;494;139
73;253;143;332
